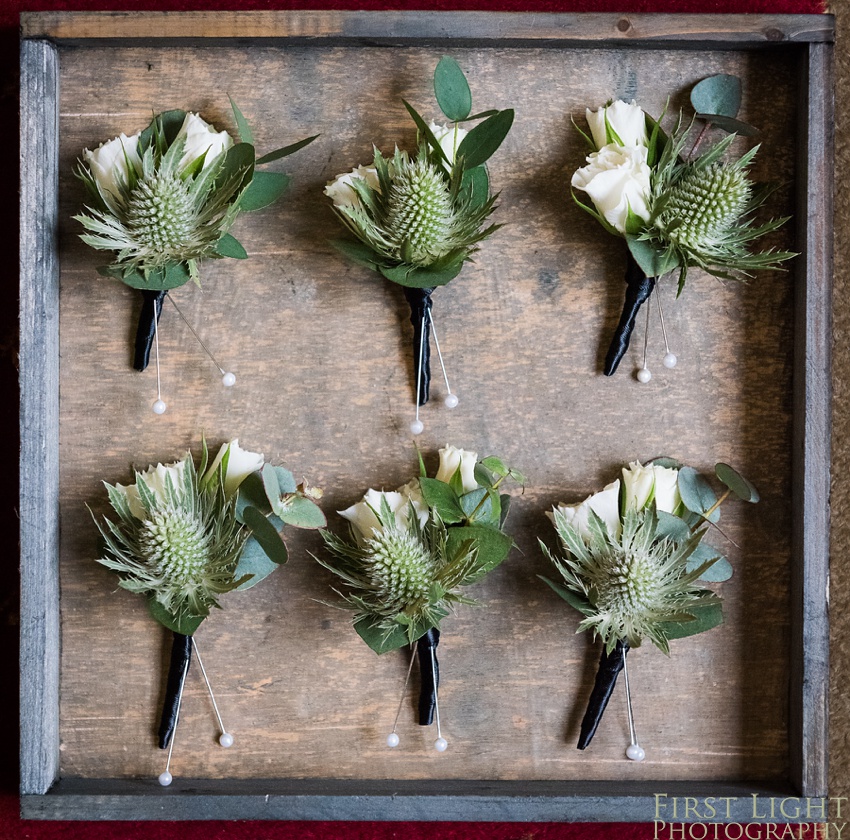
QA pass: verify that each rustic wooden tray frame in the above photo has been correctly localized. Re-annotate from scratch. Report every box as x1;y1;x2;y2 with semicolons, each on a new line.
18;11;833;822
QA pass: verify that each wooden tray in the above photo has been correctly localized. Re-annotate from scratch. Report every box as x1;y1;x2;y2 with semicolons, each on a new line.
18;11;833;822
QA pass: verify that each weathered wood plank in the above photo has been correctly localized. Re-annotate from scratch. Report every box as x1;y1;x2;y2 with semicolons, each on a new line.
790;41;833;799
19;38;61;797
21;778;805;823
20;11;835;47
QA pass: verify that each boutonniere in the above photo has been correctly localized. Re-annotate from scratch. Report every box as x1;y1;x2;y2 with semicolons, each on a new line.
318;446;523;750
75;103;317;414
325;57;514;434
571;75;795;381
539;458;759;760
93;439;326;784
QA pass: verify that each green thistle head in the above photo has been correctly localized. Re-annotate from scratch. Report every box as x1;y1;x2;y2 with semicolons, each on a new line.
75;110;252;281
543;507;720;654
94;452;248;623
655;162;751;254
318;494;485;648
329;144;500;272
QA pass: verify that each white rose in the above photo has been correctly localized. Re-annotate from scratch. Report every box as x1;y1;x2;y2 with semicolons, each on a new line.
435;446;478;493
204;439;265;497
339;485;428;545
622;462;681;514
548;480;622;542
428;121;469;170
82;131;142;211
571;143;651;234
115;456;189;520
175;112;233;172
324;165;381;209
586;100;648;150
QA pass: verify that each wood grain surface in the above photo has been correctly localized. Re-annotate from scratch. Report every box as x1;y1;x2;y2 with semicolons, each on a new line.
53;43;798;784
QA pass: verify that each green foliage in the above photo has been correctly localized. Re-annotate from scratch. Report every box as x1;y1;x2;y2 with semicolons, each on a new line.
715;463;760;503
434;56;472;122
690;75;742;119
677;466;720;523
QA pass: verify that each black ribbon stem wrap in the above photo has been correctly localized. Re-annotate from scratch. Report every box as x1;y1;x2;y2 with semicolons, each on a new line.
158;631;193;750
577;638;630;750
416;627;440;726
134;289;167;372
403;287;434;407
604;253;656;376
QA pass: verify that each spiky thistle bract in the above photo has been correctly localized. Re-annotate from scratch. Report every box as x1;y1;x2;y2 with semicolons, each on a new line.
541;506;720;655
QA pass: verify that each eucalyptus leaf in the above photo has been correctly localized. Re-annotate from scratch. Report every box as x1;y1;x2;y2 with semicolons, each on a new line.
715;463;760;503
234;534;279;590
235;472;272;524
538;574;593;616
456;109;514;170
473;463;495;488
459;487;500;525
379;262;463;289
104;261;192;291
659;600;723;640
331;239;380;270
655;511;692;543
239;171;290;211
650;457;683;470
686;543;733;582
694;114;760;137
418;477;465;524
354;614;436;654
215;233;248;259
627;237;681;278
448;524;512;580
690;75;742;119
255;135;319;165
677;466;720;522
277;495;327;529
273;466;297;494
459;165;490;210
434;56;472;122
242;506;288;565
148;597;205;636
262;463;281;511
480;456;509;477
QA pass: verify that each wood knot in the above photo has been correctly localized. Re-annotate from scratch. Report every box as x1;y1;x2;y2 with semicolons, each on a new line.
617;18;631;33
765;27;785;42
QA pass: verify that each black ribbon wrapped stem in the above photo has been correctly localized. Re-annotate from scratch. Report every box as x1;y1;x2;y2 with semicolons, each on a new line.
402;287;434;407
577;638;630;750
134;289;166;372
604;254;656;376
158;631;193;749
416;627;440;726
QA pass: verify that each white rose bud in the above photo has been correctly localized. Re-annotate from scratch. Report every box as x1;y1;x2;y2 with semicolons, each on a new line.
115;456;189;521
324;165;382;209
571;143;651;234
586;100;648;150
622;462;681;514
339;487;427;545
82;131;142;211
435;445;479;493
548;480;622;543
204;439;265;497
428;121;469;170
176;112;234;172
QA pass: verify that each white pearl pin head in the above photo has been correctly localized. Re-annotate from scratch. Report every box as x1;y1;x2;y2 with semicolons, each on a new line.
444;394;459;409
663;353;678;369
636;367;652;384
434;737;448;752
158;771;173;787
221;371;236;387
152;399;167;415
410;419;424;436
386;733;400;748
626;744;646;762
219;732;234;748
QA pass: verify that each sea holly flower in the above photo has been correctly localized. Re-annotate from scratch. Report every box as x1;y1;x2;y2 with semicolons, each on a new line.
326;56;514;432
74;102;318;394
317;446;522;750
539;458;759;756
570;78;795;380
92;438;326;783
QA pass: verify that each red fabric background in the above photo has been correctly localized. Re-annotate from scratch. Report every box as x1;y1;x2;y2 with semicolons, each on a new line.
1;0;828;837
